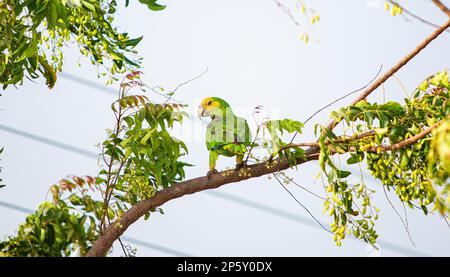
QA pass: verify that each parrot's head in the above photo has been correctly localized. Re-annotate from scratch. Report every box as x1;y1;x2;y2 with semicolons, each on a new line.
197;97;232;120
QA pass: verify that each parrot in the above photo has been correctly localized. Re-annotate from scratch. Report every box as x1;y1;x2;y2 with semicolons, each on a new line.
197;97;252;179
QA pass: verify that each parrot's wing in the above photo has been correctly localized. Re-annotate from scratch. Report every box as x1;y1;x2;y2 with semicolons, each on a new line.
206;120;227;150
234;116;251;145
206;117;251;155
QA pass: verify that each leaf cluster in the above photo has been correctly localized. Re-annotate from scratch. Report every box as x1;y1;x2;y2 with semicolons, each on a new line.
0;0;164;89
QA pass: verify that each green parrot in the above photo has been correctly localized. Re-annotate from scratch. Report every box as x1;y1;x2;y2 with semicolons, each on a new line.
197;97;252;178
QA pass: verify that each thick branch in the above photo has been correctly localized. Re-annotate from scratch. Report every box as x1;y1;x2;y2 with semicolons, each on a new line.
432;0;450;17
86;148;319;257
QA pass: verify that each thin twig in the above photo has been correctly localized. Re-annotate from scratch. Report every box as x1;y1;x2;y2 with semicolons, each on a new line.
278;130;376;154
290;66;383;143
117;237;129;257
443;215;450;230
382;185;415;246
277;172;326;200
273;0;300;26
388;0;450;32
272;173;332;234
163;67;209;105
402;202;411;236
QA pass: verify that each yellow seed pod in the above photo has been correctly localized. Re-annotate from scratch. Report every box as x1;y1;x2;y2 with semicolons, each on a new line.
328;207;335;216
391;8;396;16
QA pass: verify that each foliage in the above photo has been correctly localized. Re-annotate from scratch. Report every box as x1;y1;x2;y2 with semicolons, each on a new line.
313;70;450;246
0;0;165;89
0;71;190;256
263;119;306;164
135;0;166;11
0;176;99;256
245;70;450;248
97;72;190;231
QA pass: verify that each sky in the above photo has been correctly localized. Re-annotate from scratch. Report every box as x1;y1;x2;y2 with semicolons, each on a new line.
1;0;450;256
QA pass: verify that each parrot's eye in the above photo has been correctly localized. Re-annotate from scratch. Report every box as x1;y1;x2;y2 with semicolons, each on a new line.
207;100;212;106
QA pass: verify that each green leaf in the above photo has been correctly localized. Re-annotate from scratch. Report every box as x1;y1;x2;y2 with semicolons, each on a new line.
418;80;429;91
82;0;96;12
336;170;351;179
47;1;58;29
38;56;57;89
140;129;155;145
399;151;409;168
375;127;388;136
380;101;403;115
139;0;166;11
347;152;364;164
123;36;143;48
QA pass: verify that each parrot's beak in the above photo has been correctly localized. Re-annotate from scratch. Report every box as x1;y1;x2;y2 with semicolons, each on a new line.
197;106;206;119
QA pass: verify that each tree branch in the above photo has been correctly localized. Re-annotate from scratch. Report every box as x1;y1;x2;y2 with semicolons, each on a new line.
431;0;450;17
368;117;446;152
280;130;376;151
85;148;319;257
279;116;446;158
86;18;450;258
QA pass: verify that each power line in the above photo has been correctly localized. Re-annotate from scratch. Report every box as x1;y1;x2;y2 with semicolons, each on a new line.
60;72;117;96
0;200;193;257
0;124;430;256
207;191;430;257
0;200;34;214
120;236;192;257
0;124;98;159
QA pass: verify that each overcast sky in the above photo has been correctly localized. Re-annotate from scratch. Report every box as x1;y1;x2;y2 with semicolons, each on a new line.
1;0;449;256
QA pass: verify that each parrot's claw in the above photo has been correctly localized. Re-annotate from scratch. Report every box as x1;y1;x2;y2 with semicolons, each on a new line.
235;162;247;170
206;169;218;180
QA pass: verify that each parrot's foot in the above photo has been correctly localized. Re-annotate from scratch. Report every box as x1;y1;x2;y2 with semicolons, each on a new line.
235;161;247;170
206;169;218;180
